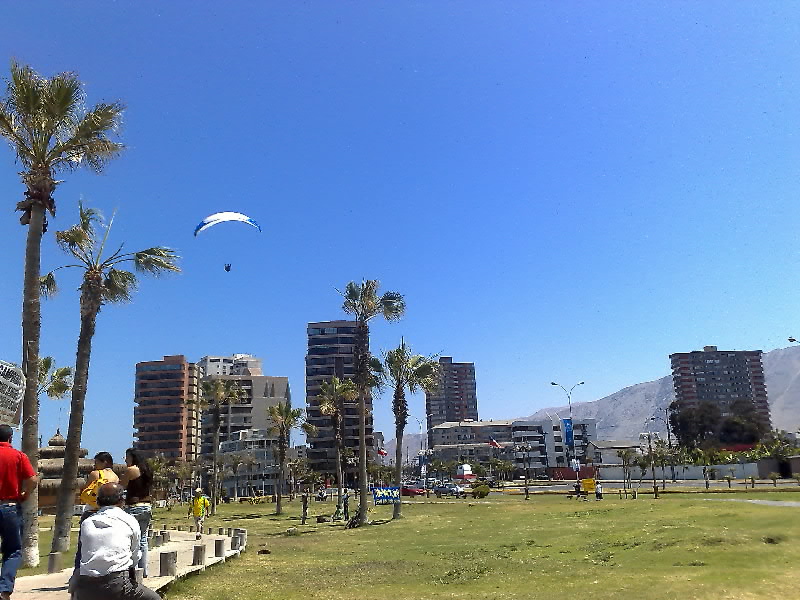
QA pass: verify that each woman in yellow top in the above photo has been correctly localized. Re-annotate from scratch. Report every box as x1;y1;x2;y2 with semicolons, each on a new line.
71;452;120;590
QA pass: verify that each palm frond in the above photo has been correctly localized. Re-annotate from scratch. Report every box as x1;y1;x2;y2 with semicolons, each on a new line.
101;268;137;303
55;224;92;258
37;356;55;385
0;104;31;162
132;247;180;276
49;102;125;172
8;62;43;132
39;272;58;299
379;291;406;321
78;200;102;236
42;71;82;132
302;422;318;437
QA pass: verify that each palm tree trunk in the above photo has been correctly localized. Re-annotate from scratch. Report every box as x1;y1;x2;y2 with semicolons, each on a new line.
276;437;286;516
51;300;98;553
211;409;221;515
20;202;45;567
355;322;370;525
393;424;404;519
335;436;344;515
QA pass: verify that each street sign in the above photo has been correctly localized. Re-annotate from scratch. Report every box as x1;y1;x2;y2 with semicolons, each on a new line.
571;458;581;472
0;361;24;426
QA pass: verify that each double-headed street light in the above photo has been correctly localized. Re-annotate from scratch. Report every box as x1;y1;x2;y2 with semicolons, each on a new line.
550;381;584;482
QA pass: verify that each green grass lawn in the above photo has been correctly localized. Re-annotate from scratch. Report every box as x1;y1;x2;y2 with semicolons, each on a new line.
157;493;800;600
18;514;78;577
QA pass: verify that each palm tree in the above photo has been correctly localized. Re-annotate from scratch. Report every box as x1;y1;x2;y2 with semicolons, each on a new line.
374;339;438;519
267;401;317;516
148;455;170;499
19;357;73;566
317;376;358;516
0;62;124;562
339;280;405;525
237;452;258;496
171;460;194;501
195;379;243;514
44;203;178;552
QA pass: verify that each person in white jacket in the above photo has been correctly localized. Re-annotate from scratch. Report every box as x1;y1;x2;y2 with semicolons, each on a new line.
75;483;160;600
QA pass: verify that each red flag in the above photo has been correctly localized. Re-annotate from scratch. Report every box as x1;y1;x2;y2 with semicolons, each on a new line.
378;448;388;456
488;438;501;448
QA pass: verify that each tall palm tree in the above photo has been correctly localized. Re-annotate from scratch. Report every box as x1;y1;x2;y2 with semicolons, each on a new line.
43;202;179;552
195;379;243;514
339;280;405;525
374;339;438;519
22;357;73;566
0;62;124;562
267;401;317;516
317;376;358;516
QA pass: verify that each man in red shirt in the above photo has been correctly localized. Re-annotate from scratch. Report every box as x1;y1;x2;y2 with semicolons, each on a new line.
0;424;37;600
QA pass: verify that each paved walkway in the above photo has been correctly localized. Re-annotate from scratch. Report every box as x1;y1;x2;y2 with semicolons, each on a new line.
14;529;243;600
703;498;800;507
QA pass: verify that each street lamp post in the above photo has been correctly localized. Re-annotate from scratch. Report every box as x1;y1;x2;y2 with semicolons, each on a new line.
551;381;585;483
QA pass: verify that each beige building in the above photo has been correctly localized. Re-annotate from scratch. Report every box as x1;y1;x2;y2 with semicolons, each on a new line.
133;355;200;461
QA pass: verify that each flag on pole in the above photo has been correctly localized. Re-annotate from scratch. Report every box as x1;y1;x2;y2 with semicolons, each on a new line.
377;448;388;457
488;438;501;448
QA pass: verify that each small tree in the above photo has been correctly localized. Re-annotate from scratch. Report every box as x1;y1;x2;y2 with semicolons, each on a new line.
768;472;780;488
317;376;357;515
194;379;243;514
267;401;317;516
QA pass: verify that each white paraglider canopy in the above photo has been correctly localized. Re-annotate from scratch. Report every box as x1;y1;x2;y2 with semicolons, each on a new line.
193;211;262;236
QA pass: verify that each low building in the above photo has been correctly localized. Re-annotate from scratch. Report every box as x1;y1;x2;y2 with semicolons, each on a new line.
511;418;597;478
429;420;514;466
587;440;642;467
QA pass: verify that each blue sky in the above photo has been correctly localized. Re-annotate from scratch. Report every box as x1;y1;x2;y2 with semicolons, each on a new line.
1;3;799;461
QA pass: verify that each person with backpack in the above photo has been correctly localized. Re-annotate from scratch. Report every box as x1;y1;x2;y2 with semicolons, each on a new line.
188;488;210;532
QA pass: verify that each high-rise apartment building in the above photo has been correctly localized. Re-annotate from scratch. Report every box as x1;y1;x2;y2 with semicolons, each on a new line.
133;355;200;460
198;373;289;456
425;357;478;446
198;354;263;377
669;345;771;428
305;320;374;477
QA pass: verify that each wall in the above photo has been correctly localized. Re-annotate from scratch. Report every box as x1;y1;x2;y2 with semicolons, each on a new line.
598;462;759;481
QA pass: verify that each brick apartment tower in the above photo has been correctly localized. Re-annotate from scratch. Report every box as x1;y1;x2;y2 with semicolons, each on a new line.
425;357;479;447
133;355;200;460
669;345;771;429
305;320;374;478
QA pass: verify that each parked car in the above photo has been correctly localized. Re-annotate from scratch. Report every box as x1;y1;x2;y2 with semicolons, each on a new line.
434;483;465;497
401;485;426;497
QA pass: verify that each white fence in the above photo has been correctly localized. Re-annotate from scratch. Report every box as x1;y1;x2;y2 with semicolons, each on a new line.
598;462;759;481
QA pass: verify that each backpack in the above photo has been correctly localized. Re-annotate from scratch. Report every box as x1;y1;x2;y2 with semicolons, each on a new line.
80;470;110;509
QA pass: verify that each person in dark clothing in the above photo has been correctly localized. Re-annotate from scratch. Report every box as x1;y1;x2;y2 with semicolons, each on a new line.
120;449;153;578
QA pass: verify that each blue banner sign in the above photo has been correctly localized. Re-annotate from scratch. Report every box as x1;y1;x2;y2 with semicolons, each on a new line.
562;418;574;447
372;487;401;505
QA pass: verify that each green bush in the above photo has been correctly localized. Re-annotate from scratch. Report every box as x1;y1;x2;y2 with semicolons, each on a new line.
472;485;490;499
